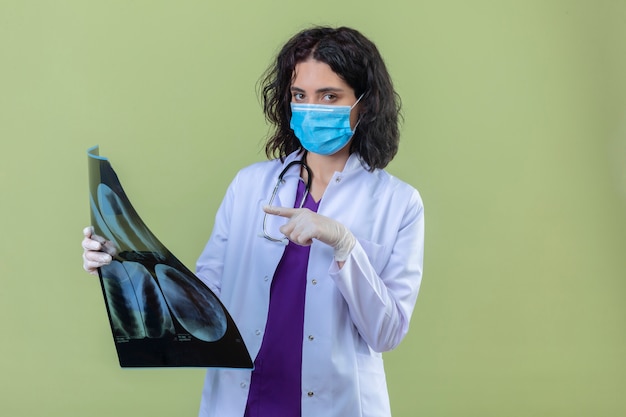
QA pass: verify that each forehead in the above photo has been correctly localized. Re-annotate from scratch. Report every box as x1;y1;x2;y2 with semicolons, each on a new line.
291;59;353;92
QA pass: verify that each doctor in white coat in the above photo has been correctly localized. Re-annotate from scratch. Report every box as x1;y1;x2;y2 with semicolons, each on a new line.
83;26;424;417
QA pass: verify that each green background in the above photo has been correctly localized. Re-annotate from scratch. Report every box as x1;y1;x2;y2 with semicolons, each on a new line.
1;1;625;416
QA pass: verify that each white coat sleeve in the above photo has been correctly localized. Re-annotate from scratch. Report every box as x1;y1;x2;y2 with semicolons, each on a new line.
329;188;424;352
195;176;237;297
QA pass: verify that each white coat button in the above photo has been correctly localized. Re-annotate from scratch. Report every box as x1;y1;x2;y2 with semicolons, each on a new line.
308;335;314;341
311;279;317;285
241;382;247;388
255;329;261;336
335;176;342;183
264;275;269;282
307;391;315;397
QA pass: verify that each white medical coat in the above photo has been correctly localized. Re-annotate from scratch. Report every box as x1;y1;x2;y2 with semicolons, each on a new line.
195;151;424;417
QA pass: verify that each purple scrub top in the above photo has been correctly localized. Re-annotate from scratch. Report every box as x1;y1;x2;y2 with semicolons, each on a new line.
244;179;319;417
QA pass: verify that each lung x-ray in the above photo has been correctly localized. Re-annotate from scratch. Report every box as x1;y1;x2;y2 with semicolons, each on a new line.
88;146;252;368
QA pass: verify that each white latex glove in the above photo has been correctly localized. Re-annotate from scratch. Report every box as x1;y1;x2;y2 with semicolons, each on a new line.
82;226;115;275
263;206;356;262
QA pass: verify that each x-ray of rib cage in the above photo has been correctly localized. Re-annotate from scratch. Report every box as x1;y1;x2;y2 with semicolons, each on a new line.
88;146;252;368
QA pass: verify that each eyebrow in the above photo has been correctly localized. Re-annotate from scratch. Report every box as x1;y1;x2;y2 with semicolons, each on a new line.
290;86;346;94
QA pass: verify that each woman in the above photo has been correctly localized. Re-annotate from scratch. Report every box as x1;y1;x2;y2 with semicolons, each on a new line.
83;26;424;417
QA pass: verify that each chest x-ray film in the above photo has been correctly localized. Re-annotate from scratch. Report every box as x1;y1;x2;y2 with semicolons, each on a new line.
87;146;252;368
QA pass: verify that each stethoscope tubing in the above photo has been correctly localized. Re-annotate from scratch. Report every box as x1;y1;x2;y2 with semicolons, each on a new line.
262;159;313;242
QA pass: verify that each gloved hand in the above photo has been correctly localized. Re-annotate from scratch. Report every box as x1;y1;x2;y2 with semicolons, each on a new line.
263;206;356;262
82;226;115;275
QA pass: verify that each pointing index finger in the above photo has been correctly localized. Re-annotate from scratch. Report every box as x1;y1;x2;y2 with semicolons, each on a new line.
263;205;297;218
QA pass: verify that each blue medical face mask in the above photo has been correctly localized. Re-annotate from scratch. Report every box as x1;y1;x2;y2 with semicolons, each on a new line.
289;95;364;156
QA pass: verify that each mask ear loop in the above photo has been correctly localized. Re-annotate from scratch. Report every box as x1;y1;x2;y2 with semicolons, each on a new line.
351;93;365;109
350;93;366;132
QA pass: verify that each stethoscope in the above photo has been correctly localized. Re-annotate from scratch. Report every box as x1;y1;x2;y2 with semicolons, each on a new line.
262;159;313;242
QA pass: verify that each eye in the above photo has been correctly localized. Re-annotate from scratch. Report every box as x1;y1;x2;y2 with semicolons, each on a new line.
292;92;305;102
322;93;336;102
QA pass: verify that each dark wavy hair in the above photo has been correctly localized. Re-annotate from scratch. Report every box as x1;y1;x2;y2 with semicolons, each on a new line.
259;26;402;171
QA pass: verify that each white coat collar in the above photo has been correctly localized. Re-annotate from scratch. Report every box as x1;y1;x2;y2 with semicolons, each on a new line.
272;151;368;209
